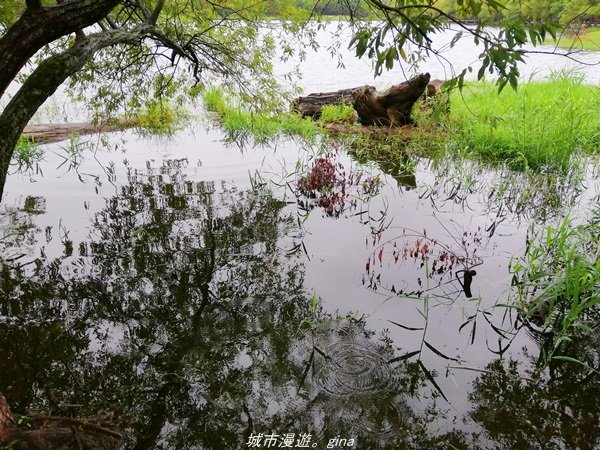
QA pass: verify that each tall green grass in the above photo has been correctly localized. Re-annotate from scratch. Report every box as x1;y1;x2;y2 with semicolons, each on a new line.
202;88;319;143
448;76;600;171
510;209;600;368
12;136;44;171
119;99;191;136
319;103;357;124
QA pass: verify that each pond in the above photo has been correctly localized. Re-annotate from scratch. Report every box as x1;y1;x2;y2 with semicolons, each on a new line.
1;26;599;450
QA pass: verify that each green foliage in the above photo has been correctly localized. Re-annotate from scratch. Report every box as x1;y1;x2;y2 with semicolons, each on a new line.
506;0;600;24
202;87;319;142
12;137;44;171
63;0;318;122
0;0;21;29
510;211;600;367
319;103;357;124
294;0;369;17
551;27;600;51
345;0;599;92
127;100;189;136
446;76;600;171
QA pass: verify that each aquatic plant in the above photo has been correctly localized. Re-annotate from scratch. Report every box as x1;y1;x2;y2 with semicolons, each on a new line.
297;157;337;194
127;99;189;136
295;150;381;219
201;87;318;143
509;211;600;368
364;224;484;299
12;137;44;172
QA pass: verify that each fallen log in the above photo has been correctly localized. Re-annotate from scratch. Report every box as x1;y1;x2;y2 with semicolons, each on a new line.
293;73;431;127
22;118;133;145
425;79;446;97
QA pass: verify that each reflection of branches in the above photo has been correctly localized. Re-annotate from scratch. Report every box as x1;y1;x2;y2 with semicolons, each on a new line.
364;221;484;299
469;357;600;449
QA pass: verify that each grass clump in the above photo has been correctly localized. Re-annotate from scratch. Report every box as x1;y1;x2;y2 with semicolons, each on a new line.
510;211;600;367
127;99;189;136
12;136;44;171
319;103;357;124
202;88;319;143
447;75;600;171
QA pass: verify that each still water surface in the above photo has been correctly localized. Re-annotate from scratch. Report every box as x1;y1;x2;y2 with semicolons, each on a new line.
1;27;599;449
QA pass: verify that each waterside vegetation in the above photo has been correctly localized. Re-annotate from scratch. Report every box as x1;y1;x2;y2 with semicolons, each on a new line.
202;88;320;143
203;75;600;173
551;27;600;51
446;75;600;171
510;210;600;369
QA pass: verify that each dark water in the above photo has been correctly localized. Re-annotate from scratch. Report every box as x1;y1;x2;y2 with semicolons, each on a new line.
1;121;599;449
2;26;600;446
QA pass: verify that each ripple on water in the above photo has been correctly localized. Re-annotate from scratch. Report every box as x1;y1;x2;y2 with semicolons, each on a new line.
309;325;414;441
313;328;400;398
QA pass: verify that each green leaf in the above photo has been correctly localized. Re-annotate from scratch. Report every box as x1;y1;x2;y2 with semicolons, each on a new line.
418;361;448;402
450;31;463;48
509;74;518;91
424;340;459;361
497;78;508;93
385;47;397;70
388;350;421;364
477;64;487;81
388;320;424;331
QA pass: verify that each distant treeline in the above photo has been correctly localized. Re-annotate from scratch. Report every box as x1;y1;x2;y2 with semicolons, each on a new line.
294;0;600;24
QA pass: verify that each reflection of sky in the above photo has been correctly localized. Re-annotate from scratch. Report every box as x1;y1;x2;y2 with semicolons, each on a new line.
1;23;599;442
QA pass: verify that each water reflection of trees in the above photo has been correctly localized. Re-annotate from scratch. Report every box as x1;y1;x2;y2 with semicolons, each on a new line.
421;157;588;226
0;159;472;449
469;347;600;449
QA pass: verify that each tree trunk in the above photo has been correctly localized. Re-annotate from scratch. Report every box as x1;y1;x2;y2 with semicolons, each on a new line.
0;393;15;443
293;73;431;126
0;27;152;202
0;0;120;101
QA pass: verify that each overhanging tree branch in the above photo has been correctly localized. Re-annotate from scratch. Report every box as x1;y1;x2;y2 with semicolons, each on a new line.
0;0;120;100
149;0;166;25
0;24;154;201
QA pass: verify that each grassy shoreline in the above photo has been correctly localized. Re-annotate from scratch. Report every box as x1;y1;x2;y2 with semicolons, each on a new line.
202;77;600;173
446;76;600;171
547;28;600;51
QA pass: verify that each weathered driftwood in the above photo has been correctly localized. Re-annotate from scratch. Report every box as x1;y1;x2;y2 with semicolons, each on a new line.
293;73;431;127
425;79;446;97
22;119;133;144
292;86;375;119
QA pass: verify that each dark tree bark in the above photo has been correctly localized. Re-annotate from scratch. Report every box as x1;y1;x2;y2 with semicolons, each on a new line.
293;73;431;126
0;27;151;202
292;86;376;118
0;393;15;443
0;0;120;100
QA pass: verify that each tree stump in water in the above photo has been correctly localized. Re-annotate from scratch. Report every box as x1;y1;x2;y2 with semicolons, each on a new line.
293;73;431;126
